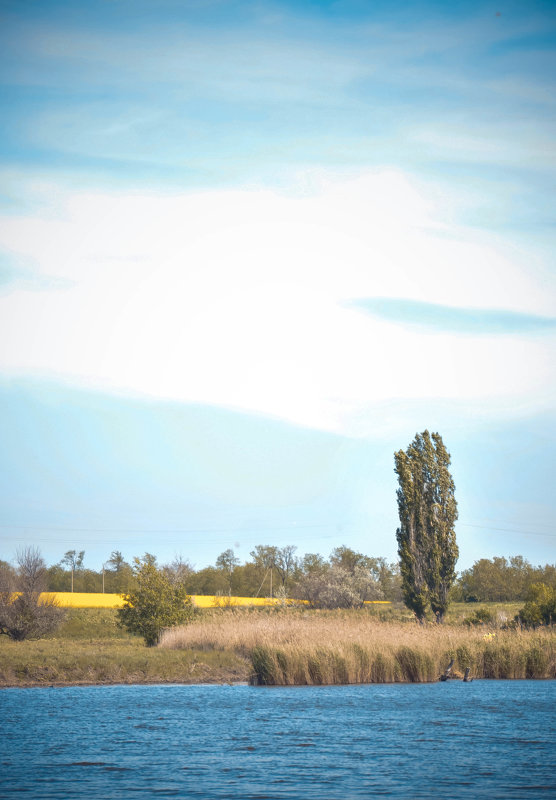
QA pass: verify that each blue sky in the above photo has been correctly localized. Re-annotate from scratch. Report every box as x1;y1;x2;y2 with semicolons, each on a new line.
0;0;555;571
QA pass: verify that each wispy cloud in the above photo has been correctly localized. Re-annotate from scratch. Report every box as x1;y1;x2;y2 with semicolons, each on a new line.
0;250;72;293
348;298;556;336
0;173;554;436
1;1;554;198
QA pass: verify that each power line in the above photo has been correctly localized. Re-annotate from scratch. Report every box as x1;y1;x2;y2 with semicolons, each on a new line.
0;520;554;545
0;522;331;534
1;519;554;536
460;516;555;530
458;523;556;538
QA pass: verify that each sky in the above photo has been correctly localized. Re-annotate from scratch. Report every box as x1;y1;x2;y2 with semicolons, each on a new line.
0;0;555;573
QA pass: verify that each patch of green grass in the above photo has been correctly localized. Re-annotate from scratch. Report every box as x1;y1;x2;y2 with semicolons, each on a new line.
1;607;250;685
446;602;522;626
52;608;132;640
0;636;250;686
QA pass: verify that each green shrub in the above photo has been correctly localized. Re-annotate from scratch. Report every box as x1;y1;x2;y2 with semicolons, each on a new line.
118;556;194;646
517;584;555;628
464;607;495;627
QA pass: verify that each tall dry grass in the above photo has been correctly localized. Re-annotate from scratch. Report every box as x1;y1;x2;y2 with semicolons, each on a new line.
159;609;556;685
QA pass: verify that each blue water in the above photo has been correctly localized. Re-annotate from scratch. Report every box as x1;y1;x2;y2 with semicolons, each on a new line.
1;681;555;799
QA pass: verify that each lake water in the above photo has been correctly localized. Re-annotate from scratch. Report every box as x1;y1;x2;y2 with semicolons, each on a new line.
1;681;555;799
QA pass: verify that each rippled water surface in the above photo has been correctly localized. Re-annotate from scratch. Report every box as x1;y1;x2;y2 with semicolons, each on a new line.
2;681;555;798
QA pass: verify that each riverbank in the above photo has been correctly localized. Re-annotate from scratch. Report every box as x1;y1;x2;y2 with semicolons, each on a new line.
0;638;250;687
1;606;554;687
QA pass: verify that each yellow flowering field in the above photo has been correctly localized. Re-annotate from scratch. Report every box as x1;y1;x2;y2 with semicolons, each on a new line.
41;592;125;608
41;592;392;609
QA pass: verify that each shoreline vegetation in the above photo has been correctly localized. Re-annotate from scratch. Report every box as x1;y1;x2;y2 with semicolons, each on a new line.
1;605;554;688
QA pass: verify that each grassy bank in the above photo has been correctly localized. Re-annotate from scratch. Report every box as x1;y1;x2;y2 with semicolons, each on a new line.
160;608;556;685
0;609;250;687
2;606;554;687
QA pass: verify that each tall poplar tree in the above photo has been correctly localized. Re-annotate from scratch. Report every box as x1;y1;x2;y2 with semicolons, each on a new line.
394;430;458;623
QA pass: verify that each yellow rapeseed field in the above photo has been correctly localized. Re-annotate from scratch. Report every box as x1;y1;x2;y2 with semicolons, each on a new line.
39;592;382;609
41;592;126;608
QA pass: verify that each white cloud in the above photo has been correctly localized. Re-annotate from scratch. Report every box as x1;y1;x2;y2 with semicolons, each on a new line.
0;170;554;435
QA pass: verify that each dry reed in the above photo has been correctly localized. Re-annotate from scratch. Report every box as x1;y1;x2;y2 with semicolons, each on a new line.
159;609;556;685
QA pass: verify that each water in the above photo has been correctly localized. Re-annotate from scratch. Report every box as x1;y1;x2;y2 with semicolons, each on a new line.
1;681;555;799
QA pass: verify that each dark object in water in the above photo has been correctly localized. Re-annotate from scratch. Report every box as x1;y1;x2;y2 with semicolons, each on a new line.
463;668;473;682
439;659;454;681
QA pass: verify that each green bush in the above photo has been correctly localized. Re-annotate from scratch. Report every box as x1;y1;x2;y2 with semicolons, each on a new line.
517;583;555;629
463;607;495;627
118;555;194;646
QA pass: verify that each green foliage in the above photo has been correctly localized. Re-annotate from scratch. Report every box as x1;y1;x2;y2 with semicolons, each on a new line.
117;555;194;646
395;430;458;622
55;608;132;639
463;607;496;627
301;553;327;574
457;556;555;603
248;544;299;594
187;566;230;595
214;549;240;594
517;583;556;628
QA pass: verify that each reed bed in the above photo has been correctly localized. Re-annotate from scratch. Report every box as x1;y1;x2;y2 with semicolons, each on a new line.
159;609;556;685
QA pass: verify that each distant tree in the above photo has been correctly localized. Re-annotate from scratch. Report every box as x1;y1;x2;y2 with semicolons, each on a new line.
0;548;65;640
107;550;126;571
517;583;556;628
329;547;401;602
0;559;17;591
301;553;327;574
162;555;194;587
295;564;383;609
373;559;403;603
250;545;277;571
458;556;553;603
81;568;102;592
117;555;194;646
228;562;267;596
330;546;371;573
61;550;85;592
249;545;280;596
46;563;70;591
394;430;458;623
273;546;298;589
103;551;134;593
215;549;240;594
187;566;229;595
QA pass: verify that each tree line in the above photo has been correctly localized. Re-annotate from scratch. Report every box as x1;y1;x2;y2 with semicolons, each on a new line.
0;545;403;603
2;545;554;605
